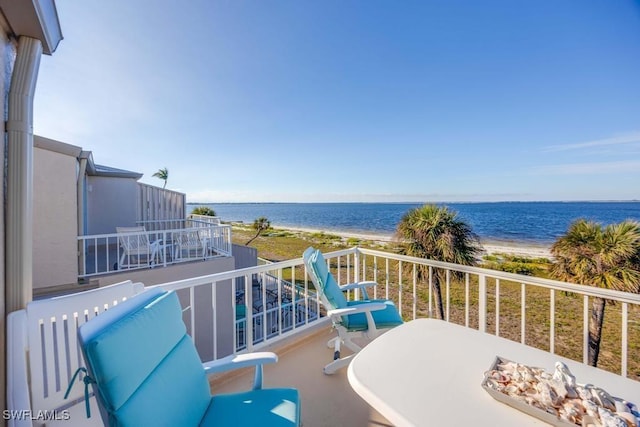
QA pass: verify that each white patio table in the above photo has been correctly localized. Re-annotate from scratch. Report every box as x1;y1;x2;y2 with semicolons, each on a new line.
347;318;640;427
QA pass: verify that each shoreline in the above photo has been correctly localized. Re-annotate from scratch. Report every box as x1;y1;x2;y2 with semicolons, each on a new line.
260;224;553;259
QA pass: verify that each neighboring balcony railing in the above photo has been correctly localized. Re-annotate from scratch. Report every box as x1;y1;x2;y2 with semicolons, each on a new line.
77;222;232;278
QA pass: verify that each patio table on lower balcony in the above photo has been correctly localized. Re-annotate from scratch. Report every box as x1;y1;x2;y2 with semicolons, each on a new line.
347;318;640;427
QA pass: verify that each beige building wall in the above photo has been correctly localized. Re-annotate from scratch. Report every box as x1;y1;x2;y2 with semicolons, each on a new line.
33;137;80;289
87;176;139;234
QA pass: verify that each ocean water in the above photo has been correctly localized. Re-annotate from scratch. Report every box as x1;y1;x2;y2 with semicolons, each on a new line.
187;202;640;245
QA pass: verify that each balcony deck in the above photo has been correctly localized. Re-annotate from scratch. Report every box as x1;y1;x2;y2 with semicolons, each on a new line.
209;325;391;427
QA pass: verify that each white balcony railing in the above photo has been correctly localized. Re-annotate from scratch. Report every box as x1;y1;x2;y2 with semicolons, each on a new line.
9;247;639;427
77;222;232;278
150;247;640;379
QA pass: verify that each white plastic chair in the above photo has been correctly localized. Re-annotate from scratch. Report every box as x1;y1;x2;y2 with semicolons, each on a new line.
173;228;207;260
116;226;162;268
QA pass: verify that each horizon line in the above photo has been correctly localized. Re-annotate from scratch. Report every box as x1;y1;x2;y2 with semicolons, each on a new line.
186;199;640;204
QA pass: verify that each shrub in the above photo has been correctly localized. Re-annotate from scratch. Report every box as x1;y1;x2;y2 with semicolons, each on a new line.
191;206;216;216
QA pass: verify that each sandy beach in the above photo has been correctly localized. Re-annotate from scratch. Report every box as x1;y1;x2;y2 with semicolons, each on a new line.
268;225;553;259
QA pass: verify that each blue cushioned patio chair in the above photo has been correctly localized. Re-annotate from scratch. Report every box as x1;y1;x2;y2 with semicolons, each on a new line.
74;287;300;426
303;247;403;374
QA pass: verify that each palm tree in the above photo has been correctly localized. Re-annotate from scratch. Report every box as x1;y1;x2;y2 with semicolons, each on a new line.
246;217;271;245
152;167;169;189
550;219;640;367
396;204;482;319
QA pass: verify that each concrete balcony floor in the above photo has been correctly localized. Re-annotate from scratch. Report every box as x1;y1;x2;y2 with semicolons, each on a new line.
209;325;391;427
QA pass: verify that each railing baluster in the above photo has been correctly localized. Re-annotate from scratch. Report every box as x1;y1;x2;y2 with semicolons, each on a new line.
262;272;267;342
362;253;366;283
583;295;589;365
277;269;283;335
428;266;433;318
304;266;309;325
478;274;486;333
446;269;450;322
292;267;297;330
94;237;98;274
212;281;217;359
373;256;378;299
465;273;469;327
550;289;555;354
521;283;526;345
398;261;403;317
104;237;109;274
621;302;628;377
495;278;500;336
354;251;361;300
190;286;195;338
412;263;417;320
385;258;389;300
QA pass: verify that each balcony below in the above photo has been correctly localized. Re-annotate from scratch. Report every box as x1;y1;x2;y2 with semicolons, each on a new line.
78;217;232;279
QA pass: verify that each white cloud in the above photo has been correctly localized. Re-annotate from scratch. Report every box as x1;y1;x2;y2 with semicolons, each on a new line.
532;160;640;175
542;132;640;152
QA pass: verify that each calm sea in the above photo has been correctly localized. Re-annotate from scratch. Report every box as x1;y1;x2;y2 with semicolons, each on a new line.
187;202;640;245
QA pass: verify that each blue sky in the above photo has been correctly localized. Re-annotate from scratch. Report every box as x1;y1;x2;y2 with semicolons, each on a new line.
35;0;640;202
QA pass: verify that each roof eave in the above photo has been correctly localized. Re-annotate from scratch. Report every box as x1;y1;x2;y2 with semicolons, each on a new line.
0;0;63;55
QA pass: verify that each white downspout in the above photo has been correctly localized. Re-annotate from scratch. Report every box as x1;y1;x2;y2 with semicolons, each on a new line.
77;153;88;275
6;36;42;311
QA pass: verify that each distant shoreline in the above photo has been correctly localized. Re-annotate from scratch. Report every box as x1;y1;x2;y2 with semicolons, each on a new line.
190;200;640;205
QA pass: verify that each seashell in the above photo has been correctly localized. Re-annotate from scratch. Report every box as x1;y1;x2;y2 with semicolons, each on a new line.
578;384;596;402
616;400;632;414
616;412;639;427
598;407;628;427
550;378;570;399
583;399;600;418
559;399;585;424
536;381;562;408
592;387;617;412
553;361;577;387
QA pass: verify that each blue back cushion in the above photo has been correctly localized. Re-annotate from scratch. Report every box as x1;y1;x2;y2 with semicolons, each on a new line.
303;247;347;309
79;290;211;426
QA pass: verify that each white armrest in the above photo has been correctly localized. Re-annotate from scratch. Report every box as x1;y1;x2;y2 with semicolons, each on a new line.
339;281;378;291
329;302;388;339
203;351;278;390
328;302;387;318
203;351;277;375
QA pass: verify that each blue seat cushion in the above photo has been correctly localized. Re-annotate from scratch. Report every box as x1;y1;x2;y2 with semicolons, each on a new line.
344;299;403;331
79;290;211;426
303;248;347;309
200;388;300;427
